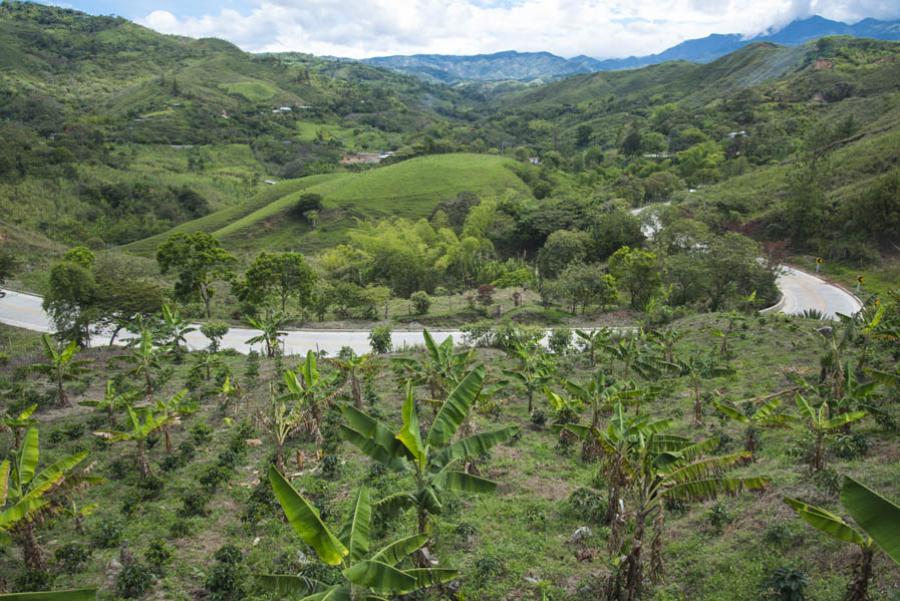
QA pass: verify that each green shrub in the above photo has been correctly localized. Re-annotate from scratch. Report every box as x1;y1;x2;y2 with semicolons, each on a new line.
763;567;807;601
707;501;733;534
190;422;214;446
90;518;124;548
117;560;155;599
180;489;211;517
566;487;607;524
547;327;572;355
410;291;431;315
205;545;246;601
832;433;869;459
145;539;174;576
368;325;392;354
54;543;91;574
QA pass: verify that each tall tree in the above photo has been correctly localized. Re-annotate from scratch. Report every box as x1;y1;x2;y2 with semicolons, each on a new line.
236;251;317;313
156;232;236;318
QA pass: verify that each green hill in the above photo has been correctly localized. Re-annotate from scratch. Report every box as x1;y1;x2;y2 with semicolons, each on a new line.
125;153;529;255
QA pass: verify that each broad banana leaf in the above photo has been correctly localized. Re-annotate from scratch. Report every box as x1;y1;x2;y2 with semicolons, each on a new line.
404;568;459;588
339;406;408;460
0;590;97;600
338;425;408;471
342;488;371;562
373;492;417;518
419;486;443;514
841;477;900;564
255;574;327;596
664;476;769;502
303;587;351;601
823;411;867;430
440;471;497;493
17;428;40;487
396;386;425;465
371;534;428;566
713;401;750;424
795;395;815;420
426;366;485;448
663;453;751;484
27;451;89;498
342;560;417;594
268;466;348;565
431;426;518;468
785;496;867;546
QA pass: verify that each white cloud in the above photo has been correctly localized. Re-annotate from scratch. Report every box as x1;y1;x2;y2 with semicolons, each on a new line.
136;0;900;59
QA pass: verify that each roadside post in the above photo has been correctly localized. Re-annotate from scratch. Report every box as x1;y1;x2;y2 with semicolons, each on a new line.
815;257;824;273
856;275;863;292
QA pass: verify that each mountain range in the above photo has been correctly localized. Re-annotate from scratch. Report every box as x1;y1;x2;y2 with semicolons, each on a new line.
363;15;900;83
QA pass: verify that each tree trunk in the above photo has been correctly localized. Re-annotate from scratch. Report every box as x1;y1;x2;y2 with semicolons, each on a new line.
163;427;173;454
693;382;703;425
136;439;151;479
16;521;45;573
622;511;646;601
846;547;873;601
201;286;212;319
351;375;363;409
527;387;534;413
275;441;285;474
57;373;69;407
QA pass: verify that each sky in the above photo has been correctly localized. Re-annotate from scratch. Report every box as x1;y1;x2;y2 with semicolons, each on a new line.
51;0;900;59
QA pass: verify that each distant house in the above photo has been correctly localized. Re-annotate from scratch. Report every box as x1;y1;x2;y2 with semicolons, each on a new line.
643;152;672;159
264;179;278;185
272;106;293;114
528;156;541;165
340;151;395;165
727;130;747;139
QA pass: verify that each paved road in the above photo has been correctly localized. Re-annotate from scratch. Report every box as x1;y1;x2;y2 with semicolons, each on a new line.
0;288;466;355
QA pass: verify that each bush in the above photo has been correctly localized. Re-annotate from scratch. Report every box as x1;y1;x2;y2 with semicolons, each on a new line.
116;560;155;599
763;567;807;601
199;464;232;492
190;422;214;446
320;455;341;480
368;325;392;354
145;539;174;576
566;487;607;524
832;433;869;460
180;489;211;517
707;501;733;533
54;543;91;574
205;545;246;601
410;291;431;315
530;410;547;429
547;327;572;355
90;518;124;548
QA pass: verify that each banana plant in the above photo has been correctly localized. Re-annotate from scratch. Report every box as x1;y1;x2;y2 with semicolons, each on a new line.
0;590;97;600
94;406;167;479
785;476;900;601
280;351;342;445
333;351;375;409
392;330;473;400
502;345;556;413
160;304;195;361
258;466;457;599
565;373;640;429
646;328;684;365
31;335;91;407
713;396;793;460
0;428;97;572
574;328;612;366
266;382;308;472
115;328;162;401
154;390;194;454
245;312;288;357
1;404;38;449
605;332;656;380
340;366;517;536
79;380;137;429
674;353;733;425
794;395;866;472
566;403;769;601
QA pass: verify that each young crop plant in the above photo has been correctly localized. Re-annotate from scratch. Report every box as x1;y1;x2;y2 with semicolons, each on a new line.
713;395;793;460
259;467;458;598
785;476;900;601
793;395;866;472
31;334;91;407
0;428;98;572
339;366;518;536
392;330;474;400
566;403;770;601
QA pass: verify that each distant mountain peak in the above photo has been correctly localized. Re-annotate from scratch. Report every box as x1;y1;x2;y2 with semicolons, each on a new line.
362;15;900;83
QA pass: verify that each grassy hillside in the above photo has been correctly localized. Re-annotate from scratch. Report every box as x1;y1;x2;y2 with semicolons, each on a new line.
125;153;529;255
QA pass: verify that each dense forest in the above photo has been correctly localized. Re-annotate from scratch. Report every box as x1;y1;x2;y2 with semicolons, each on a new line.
0;2;897;600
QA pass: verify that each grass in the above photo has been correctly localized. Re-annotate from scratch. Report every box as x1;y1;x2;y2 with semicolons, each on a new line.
1;313;896;599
